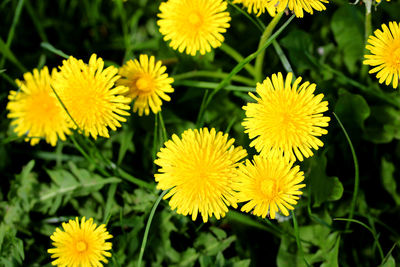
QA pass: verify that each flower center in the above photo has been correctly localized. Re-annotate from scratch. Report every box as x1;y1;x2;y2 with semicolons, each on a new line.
393;46;400;66
260;179;278;198
136;77;153;92
76;241;87;252
188;12;203;27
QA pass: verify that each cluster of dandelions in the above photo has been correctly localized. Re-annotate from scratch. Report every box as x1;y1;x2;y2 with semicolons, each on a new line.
154;72;330;222
6;54;174;146
156;0;332;58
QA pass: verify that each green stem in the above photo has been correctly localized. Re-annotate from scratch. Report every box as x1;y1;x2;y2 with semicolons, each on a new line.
116;168;155;190
138;190;168;267
172;70;255;86
334;218;384;260
227;0;264;33
333;112;359;231
152;113;159;163
272;40;294;75
196;14;295;127
292;211;310;267
306;53;400;108
25;0;48;42
158;112;168;142
361;3;372;79
174;80;255;92
0;0;24;68
220;43;256;78
254;12;284;82
70;134;109;177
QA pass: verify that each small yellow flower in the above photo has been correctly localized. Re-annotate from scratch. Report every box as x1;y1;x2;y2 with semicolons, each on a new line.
48;217;113;267
242;72;330;162
155;128;247;222
157;0;231;56
268;0;329;18
6;67;71;146
364;21;400;89
235;155;305;219
375;0;390;2
117;55;174;116
52;54;131;139
233;0;276;17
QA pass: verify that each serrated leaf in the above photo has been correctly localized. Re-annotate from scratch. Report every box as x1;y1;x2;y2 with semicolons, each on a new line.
39;163;121;213
307;154;343;207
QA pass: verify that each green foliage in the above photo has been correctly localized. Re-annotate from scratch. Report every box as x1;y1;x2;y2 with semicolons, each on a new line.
1;0;400;266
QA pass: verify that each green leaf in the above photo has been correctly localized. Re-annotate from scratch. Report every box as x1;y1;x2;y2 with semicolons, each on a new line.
39;163;121;213
331;6;364;73
334;89;370;134
307;154;344;207
381;158;400;205
364;105;400;143
280;29;314;72
380;255;396;267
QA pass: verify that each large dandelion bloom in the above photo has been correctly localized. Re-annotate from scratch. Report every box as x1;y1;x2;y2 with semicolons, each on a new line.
157;0;231;56
6;67;71;146
48;217;112;266
52;54;131;139
268;0;329;18
117;54;174;116
233;0;276;17
235;156;305;219
243;72;330;162
155;128;247;222
364;21;400;89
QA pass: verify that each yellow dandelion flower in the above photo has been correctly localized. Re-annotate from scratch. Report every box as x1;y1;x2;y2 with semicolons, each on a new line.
364;21;400;89
48;217;112;267
6;67;71;146
52;54;131;139
235;155;305;219
268;0;329;18
157;0;231;56
375;0;390;2
117;54;174;116
232;0;276;17
242;72;330;162
155;128;247;222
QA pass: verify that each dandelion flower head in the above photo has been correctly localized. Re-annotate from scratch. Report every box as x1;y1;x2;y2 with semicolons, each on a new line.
52;54;131;139
268;0;329;18
233;0;276;17
48;217;112;267
155;128;247;222
235;155;305;219
157;0;231;56
6;67;71;146
242;72;330;162
364;21;400;89
117;54;174;116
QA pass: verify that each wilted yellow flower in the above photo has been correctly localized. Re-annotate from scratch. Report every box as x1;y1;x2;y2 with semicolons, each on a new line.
48;217;112;267
6;67;71;146
157;0;231;56
52;54;131;139
364;21;400;89
233;0;276;16
235;155;305;219
117;55;174;116
155;128;247;222
243;72;330;162
268;0;329;18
